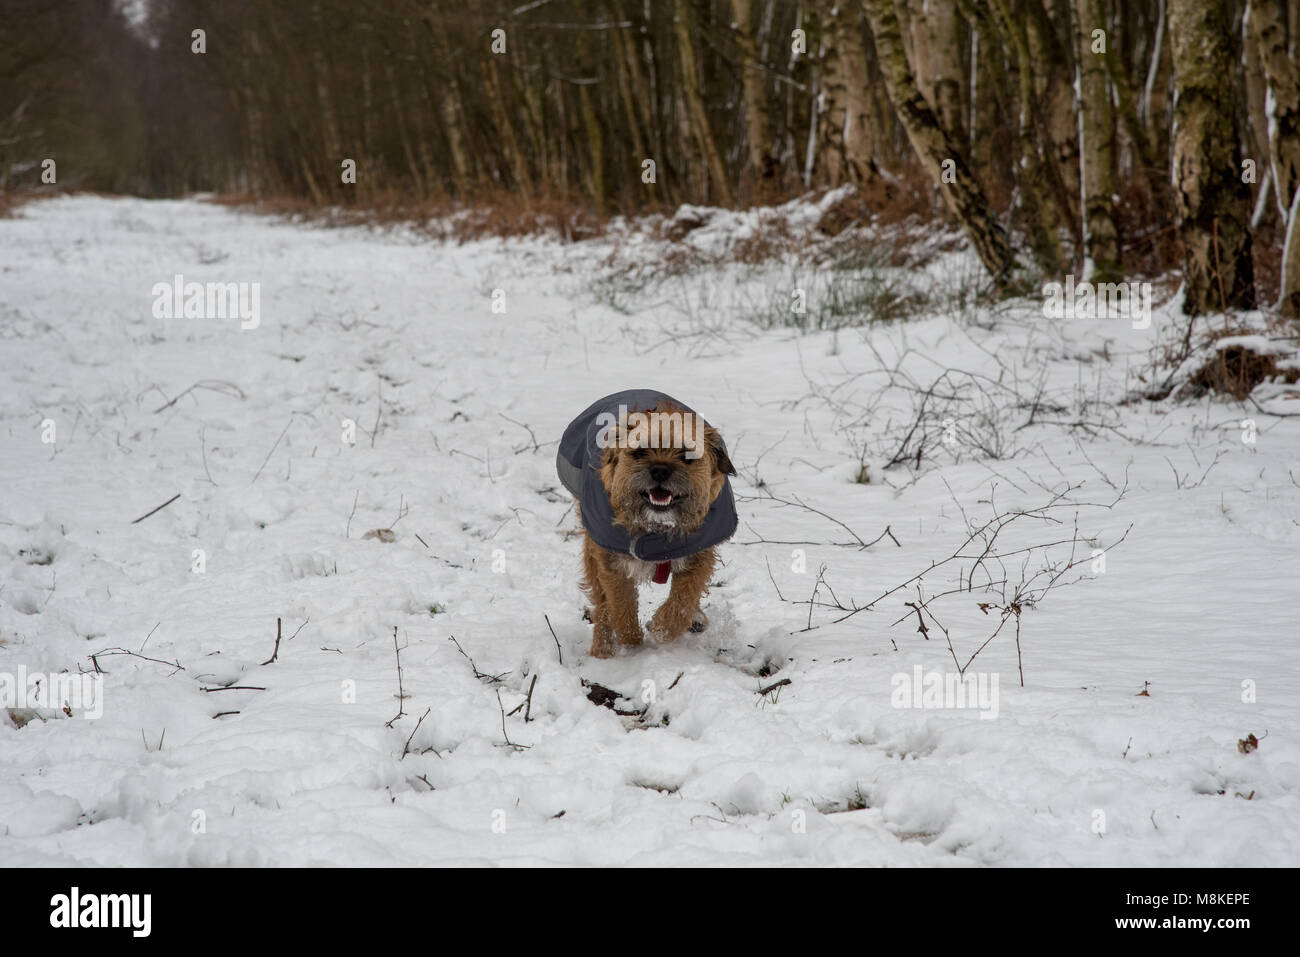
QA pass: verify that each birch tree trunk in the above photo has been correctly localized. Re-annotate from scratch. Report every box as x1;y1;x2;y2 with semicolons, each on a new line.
1168;0;1257;313
1075;0;1122;281
1026;0;1081;243
1247;0;1300;313
862;0;1018;287
818;0;875;187
925;0;966;144
991;0;1064;275
836;3;877;185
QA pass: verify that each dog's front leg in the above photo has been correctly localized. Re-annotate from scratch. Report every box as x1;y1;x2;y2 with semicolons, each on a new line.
596;564;643;650
648;550;715;644
582;539;616;658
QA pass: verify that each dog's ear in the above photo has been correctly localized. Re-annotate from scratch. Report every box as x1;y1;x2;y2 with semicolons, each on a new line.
705;425;736;477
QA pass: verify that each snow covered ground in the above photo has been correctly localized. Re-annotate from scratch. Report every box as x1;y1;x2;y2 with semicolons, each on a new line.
1;195;1297;866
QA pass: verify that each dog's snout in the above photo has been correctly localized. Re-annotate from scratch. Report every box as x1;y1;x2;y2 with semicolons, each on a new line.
648;464;672;483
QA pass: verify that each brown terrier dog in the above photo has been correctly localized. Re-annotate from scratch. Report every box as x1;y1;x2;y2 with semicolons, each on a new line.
556;390;737;658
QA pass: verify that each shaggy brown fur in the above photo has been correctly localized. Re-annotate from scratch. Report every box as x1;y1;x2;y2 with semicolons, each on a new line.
578;402;735;658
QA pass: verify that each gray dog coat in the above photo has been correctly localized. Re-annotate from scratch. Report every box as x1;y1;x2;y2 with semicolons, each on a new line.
556;389;738;576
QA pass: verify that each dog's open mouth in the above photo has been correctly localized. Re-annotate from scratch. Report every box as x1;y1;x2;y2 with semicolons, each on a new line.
644;487;677;508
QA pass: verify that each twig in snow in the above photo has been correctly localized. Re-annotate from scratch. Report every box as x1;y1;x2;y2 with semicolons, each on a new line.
251;417;294;484
92;646;184;676
764;557;786;602
260;617;282;665
495;689;529;750
498;412;543;454
386;627;408;727
506;674;539;722
448;635;509;683
345;490;360;538
139;622;159;653
735;487;899;550
390;495;408;528
130;494;180;525
151;379;245;414
544;614;563;665
402;707;432;759
199;427;217;485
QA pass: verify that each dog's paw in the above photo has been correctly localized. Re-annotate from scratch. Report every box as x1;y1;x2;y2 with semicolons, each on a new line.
688;609;709;633
617;626;644;647
647;607;689;644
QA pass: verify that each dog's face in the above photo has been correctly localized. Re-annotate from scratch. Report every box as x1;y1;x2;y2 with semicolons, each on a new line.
600;403;735;535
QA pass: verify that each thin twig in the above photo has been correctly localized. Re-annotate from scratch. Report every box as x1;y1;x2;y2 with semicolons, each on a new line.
544;614;563;665
130;493;180;525
260;618;282;666
252;418;294;484
402;707;432;759
386;626;408;727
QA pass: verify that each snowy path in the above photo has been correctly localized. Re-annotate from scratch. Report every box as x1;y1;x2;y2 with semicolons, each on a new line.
1;196;1297;865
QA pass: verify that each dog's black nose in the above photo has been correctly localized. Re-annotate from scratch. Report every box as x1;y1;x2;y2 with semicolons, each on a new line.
649;464;672;483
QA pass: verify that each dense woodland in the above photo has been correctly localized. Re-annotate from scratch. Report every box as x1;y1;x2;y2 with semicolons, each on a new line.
2;0;1298;315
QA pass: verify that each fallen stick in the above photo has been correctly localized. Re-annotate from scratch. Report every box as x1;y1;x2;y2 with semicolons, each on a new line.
757;678;792;697
130;493;180;525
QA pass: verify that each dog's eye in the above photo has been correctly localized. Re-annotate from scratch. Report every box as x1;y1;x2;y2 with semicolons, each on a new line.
629;447;647;460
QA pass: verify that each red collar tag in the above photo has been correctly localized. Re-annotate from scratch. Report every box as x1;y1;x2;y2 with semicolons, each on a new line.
652;562;671;584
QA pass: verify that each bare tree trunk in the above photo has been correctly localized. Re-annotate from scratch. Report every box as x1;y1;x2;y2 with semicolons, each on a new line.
731;0;774;198
310;1;342;197
484;59;530;199
384;59;423;196
1142;0;1173;159
1104;17;1159;198
422;8;472;193
1025;0;1081;247
925;0;966;144
901;1;931;106
1076;0;1122;281
836;3;877;185
1168;0;1256;313
1247;0;1300;313
610;17;649;170
991;0;1065;275
862;0;1018;286
674;0;733;206
240;27;269;194
818;0;875;187
1284;188;1300;315
1242;7;1274;206
818;0;850;187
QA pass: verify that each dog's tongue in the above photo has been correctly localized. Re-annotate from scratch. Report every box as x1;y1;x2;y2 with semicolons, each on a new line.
649;489;673;506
